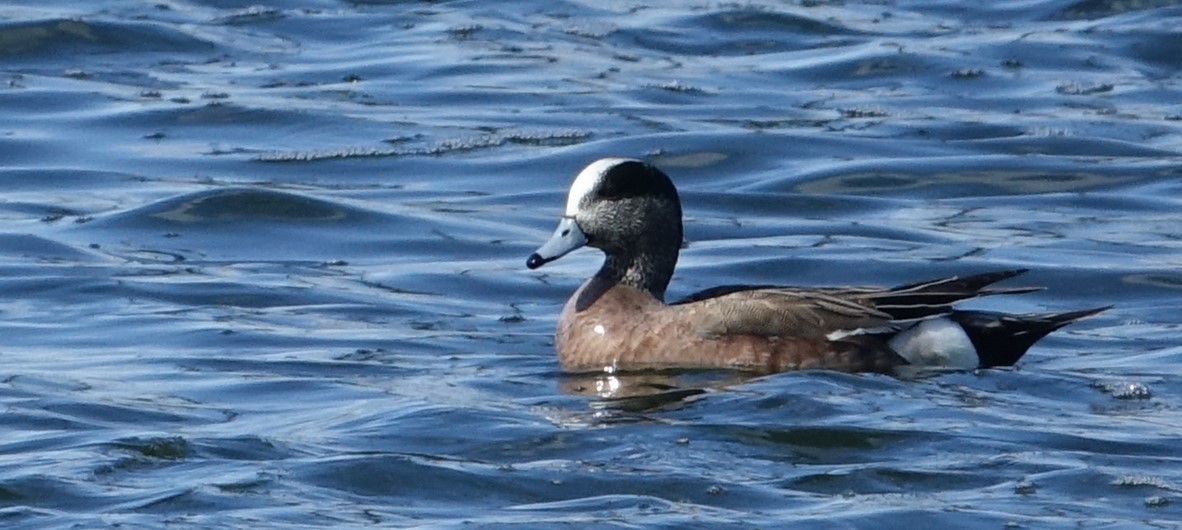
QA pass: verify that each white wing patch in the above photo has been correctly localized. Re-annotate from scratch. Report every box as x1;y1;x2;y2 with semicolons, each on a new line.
565;158;638;215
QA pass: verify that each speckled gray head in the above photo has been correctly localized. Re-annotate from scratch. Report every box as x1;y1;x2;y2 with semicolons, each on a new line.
526;158;682;272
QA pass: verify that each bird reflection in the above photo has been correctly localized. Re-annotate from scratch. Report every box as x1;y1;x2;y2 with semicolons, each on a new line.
557;370;756;413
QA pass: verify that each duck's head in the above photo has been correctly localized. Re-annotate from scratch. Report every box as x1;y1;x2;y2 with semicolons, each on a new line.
527;158;683;298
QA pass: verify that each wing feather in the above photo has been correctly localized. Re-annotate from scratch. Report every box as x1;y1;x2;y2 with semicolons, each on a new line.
676;269;1034;340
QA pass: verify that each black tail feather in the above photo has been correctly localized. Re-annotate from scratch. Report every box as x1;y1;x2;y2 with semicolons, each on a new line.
950;306;1110;367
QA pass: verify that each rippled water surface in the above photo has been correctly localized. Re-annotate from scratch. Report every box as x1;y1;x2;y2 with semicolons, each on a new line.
2;1;1182;528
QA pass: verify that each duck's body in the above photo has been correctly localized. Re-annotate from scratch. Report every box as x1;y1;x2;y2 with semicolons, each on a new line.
555;276;902;373
527;158;1106;375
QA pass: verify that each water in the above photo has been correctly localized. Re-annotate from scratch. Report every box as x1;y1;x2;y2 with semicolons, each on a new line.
2;0;1181;528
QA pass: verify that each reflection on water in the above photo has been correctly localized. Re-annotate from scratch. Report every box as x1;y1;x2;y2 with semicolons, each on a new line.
558;372;719;410
1;0;1180;528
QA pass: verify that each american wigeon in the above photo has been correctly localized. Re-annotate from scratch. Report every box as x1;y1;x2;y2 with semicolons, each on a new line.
527;158;1107;375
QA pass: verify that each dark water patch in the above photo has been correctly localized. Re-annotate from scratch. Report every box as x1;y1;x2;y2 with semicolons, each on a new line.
1118;28;1182;73
722;424;934;463
104;101;336;131
111;436;193;460
0;18;215;59
100;188;358;225
71;188;425;261
783;155;1161;197
620;7;861;57
785;465;1007;496
962;136;1180;158
134;101;323;129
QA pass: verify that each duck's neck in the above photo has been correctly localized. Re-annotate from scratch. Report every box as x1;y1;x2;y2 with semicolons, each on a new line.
595;243;679;302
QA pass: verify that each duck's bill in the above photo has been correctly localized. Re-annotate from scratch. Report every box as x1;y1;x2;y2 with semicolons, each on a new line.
526;216;587;269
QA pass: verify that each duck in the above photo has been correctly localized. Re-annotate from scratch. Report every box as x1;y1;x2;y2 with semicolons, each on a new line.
526;158;1108;375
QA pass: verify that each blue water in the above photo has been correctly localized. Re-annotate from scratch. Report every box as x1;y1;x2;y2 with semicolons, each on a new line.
2;1;1181;528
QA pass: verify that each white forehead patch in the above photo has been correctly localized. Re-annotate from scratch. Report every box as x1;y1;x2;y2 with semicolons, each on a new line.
564;158;639;216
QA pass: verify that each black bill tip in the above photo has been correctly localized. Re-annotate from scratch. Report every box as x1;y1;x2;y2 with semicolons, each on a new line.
526;253;549;270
